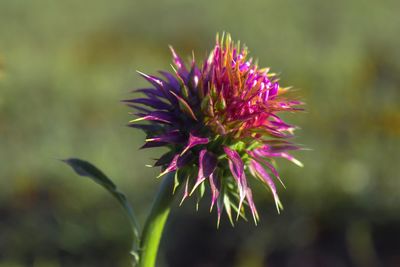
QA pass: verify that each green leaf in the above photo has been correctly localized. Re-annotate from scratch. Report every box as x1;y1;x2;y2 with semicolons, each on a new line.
62;158;141;265
63;158;116;189
223;194;234;226
195;182;205;211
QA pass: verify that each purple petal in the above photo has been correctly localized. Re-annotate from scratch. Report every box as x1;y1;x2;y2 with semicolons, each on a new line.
126;104;152;113
268;120;295;131
223;146;247;208
127;123;162;133
123;98;171;110
245;187;259;224
199;150;217;178
269;82;279;97
140;141;167;149
260;139;301;153
169;46;188;77
188;62;201;90
146;130;184;144
268;144;301;153
154;151;175;166
136;74;178;105
177;151;192;168
223;147;244;180
216;193;223;227
249;159;282;213
247;151;285;188
262;139;293;145
267;114;296;132
223;194;234;226
137;71;176;103
261;140;300;150
209;171;220;212
180;133;209;156
254;146;303;167
159;71;181;93
133;88;165;98
191;149;217;194
157;152;191;178
263;126;294;138
170;91;198;121
131;111;176;124
179;178;190;206
157;154;179;177
137;71;165;89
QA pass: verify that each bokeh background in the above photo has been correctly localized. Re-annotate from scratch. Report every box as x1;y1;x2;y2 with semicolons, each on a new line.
1;0;399;266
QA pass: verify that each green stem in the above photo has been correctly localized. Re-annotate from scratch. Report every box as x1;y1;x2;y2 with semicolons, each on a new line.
139;172;178;267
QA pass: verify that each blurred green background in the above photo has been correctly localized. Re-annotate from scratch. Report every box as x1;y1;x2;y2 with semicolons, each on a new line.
1;0;399;266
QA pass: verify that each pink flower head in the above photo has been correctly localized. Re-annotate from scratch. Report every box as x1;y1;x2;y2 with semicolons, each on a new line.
125;33;304;225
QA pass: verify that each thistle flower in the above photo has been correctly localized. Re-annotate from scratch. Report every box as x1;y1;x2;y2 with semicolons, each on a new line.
126;34;303;225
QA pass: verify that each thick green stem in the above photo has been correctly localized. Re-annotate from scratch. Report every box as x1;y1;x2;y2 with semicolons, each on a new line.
139;172;178;267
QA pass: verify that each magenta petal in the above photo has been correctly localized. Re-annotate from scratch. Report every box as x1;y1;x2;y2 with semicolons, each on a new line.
191;149;217;194
180;133;209;155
